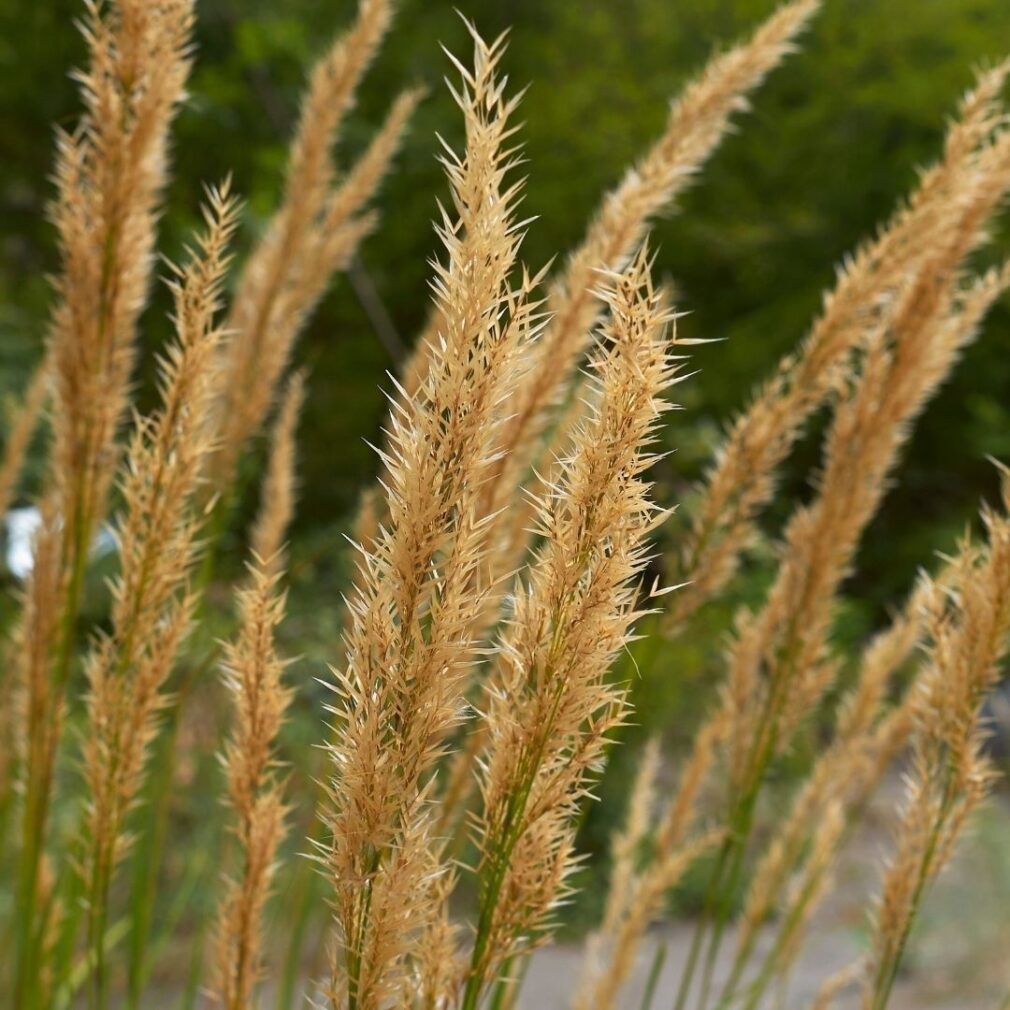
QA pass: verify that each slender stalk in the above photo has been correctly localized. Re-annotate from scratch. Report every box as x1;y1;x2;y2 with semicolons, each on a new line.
125;662;201;1009
14;521;89;1009
641;944;668;1010
672;842;729;1010
867;794;950;1010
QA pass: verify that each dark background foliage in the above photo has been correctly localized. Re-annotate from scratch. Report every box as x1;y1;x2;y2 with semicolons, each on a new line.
4;0;1008;615
0;0;1007;710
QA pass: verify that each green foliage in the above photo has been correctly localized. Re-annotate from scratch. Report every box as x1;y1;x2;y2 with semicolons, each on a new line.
4;0;1008;601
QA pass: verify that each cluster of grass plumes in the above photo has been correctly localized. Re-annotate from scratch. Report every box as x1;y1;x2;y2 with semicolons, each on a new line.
2;0;416;1004
1;2;1009;1010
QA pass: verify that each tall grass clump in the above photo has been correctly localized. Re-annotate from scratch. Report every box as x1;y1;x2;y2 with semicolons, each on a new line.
13;2;196;999
1;2;1009;1010
316;28;545;1006
208;0;419;498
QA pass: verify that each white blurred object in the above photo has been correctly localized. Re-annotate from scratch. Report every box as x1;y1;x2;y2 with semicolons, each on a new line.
4;506;116;580
6;506;42;579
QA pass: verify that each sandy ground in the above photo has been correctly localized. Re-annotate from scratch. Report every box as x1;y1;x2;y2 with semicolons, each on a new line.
519;917;995;1010
518;779;1010;1010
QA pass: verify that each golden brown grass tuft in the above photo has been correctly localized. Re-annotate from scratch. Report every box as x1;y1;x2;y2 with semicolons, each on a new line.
668;59;1010;628
13;1;197;997
47;0;195;554
79;184;239;1005
316;28;545;1009
399;0;817;410
212;558;292;1010
578;63;1010;1010
355;0;816;630
209;0;418;494
380;0;823;846
0;358;50;523
462;244;682;1009
490;0;819;500
863;471;1010;1010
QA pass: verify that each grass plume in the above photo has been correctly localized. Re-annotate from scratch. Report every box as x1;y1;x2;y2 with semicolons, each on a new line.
14;1;195;999
79;185;238;1008
316;28;544;1009
212;559;292;1010
668;59;1010;627
209;0;417;494
463;246;682;1009
863;472;1010;1010
250;371;307;577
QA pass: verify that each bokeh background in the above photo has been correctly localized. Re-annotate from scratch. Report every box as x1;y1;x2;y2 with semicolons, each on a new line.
4;1;1010;584
2;1;1010;997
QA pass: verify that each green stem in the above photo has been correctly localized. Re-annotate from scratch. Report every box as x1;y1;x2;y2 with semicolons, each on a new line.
640;943;668;1010
461;699;561;1010
14;504;90;1010
276;847;319;1010
672;839;730;1010
87;838;116;1010
14;155;128;1007
868;797;949;1010
672;711;775;1010
712;918;756;1009
126;680;191;1009
487;957;516;1010
278;740;331;1010
730;857;826;1010
696;802;756;1010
